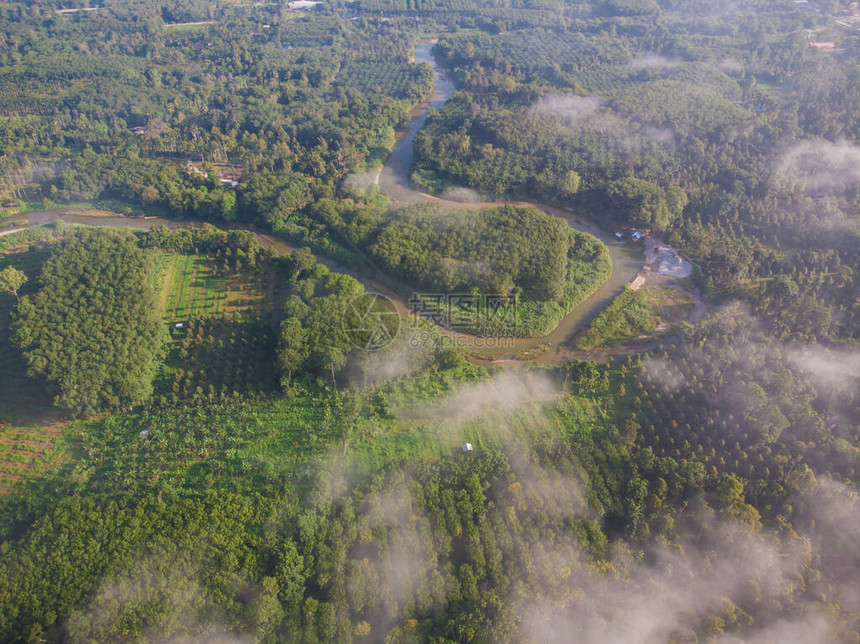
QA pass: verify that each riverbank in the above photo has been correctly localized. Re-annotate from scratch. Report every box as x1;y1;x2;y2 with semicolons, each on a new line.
375;40;656;361
0;42;703;364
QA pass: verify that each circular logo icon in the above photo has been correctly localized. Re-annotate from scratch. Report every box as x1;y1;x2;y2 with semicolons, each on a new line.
342;292;401;350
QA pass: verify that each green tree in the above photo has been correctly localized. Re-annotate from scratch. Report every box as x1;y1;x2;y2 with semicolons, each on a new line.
278;317;308;379
561;170;581;196
608;177;679;230
12;230;166;415
0;266;27;300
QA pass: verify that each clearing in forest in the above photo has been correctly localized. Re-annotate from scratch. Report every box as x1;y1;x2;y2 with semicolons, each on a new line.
0;423;66;494
156;252;287;401
159;252;280;323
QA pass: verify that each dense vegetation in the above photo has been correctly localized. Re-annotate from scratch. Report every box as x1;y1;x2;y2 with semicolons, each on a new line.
371;204;569;300
1;349;858;642
574;286;661;351
0;0;858;642
276;250;373;383
625;305;860;493
12;229;167;416
410;0;859;343
274;196;613;336
0;0;435;231
362;203;611;335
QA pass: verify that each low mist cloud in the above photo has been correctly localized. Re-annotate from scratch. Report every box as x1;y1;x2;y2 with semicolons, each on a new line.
776;139;860;193
642;125;677;147
397;369;559;422
716;614;832;644
67;553;253;644
347;330;433;387
441;186;481;202
343;171;381;195
531;95;623;134
531;94;603;120
506;447;591;521
643;357;686;393
639;303;859;443
716;57;743;73
784;344;860;395
354;475;442;630
518;519;811;644
628;53;684;70
798;478;860;613
531;93;675;150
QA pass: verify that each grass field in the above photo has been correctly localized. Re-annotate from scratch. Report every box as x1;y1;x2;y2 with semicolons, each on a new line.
159;252;280;323
157;252;287;401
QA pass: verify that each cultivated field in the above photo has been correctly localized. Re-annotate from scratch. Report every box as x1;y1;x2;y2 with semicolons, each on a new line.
160;253;281;323
157;252;287;401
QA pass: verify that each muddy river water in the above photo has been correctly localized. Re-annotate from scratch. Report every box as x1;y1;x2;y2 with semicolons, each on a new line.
375;42;642;359
9;41;643;361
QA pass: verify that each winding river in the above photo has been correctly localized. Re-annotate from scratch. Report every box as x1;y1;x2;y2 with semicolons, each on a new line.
376;42;642;360
5;41;643;362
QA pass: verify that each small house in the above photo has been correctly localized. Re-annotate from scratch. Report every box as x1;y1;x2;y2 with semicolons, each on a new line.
631;231;643;241
461;443;474;453
614;232;624;240
809;40;835;50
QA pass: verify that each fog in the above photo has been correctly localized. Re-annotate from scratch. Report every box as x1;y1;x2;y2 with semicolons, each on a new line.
776;139;860;194
67;551;254;644
518;521;817;644
531;92;677;151
338;352;854;642
396;369;559;422
440;186;481;202
628;53;684;70
342;171;382;196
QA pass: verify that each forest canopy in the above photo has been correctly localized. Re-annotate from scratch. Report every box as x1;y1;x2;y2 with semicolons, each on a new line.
369;204;570;300
0;0;858;642
12;229;167;416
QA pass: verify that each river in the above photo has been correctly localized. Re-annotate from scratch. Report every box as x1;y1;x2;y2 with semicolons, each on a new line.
6;42;644;362
375;41;643;360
